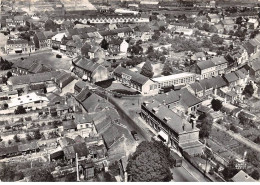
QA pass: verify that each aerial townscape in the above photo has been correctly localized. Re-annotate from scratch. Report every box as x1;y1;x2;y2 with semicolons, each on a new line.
1;0;260;182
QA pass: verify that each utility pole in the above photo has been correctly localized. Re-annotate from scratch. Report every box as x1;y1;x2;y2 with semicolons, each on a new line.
76;153;80;181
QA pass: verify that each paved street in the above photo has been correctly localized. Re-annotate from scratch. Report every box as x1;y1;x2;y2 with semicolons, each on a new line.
213;123;260;153
171;167;198;182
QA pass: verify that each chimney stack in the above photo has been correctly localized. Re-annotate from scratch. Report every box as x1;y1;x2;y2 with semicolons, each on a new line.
182;122;185;131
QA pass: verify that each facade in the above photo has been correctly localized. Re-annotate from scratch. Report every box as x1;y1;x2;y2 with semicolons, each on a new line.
141;100;204;156
152;72;196;89
34;31;57;49
52;15;149;25
113;66;159;95
134;24;153;41
6;16;25;28
72;57;109;83
196;56;228;80
5;39;35;54
52;33;66;49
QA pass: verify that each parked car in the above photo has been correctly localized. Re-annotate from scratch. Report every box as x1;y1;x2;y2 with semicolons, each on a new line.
56;54;62;58
131;131;139;141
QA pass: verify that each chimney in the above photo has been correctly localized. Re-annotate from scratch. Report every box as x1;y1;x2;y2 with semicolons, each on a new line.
179;93;182;100
182;122;185;131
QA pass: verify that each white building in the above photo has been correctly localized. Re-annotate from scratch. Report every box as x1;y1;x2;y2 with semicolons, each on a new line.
152;72;197;89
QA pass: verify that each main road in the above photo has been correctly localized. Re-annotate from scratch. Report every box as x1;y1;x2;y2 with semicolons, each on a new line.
92;87;210;182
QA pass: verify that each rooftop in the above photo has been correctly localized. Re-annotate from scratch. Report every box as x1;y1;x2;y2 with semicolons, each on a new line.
152;72;195;83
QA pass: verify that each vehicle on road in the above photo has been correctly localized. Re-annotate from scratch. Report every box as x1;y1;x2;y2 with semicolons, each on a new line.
56;54;62;58
170;150;183;167
131;131;139;141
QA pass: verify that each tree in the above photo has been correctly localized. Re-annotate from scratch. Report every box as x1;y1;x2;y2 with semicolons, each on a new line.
243;83;254;98
146;45;154;54
152;30;160;40
199;117;212;139
45;19;57;31
0;163;24;182
229;30;234;36
14;106;26;114
236;16;243;25
140;61;154;78
162;61;173;76
210;34;223;45
230;124;238;133
203;23;210;32
222;158;239;180
0;136;2;142
127;141;173;182
250;170;260;180
201;38;213;48
6;71;12;78
30;168;55;182
26;133;33;141
100;39;109;50
211;99;222;111
33;130;42;140
13;134;20;142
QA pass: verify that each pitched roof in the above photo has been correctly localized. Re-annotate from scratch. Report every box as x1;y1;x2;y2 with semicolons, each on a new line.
8;71;61;86
232;170;256;182
154;88;201;107
224;72;239;83
63;142;89;160
144;100;197;134
211;56;228;66
6;39;28;45
251;59;260;71
189;82;203;92
135;24;150;32
102;124;123;149
114;66;149;85
221;19;235;25
18;142;38;152
197;60;215;70
12;59;53;74
73;57;101;73
63;120;76;130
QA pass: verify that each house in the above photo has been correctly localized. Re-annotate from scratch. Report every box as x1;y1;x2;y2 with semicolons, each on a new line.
211;56;228;76
207;14;222;23
152;72;196;89
231;170;256;182
196;56;228;79
247;58;260;78
6;92;49;112
51;32;66;49
7;71;62;92
6;16;25;28
88;46;106;60
33;31;57;49
72;57;109;83
134;24;152;41
141;100;204;156
226;46;248;67
74;88;113;113
113;66;159;95
188;76;227;98
5;39;35;54
247;19;259;29
154;88;202;114
11;58;53;76
74;80;87;94
63;142;89;162
220;19;236;32
196;60;216;79
74;113;94;131
175;28;193;36
243;35;260;56
211;24;224;34
99;27;133;40
108;38;129;55
191;52;206;61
